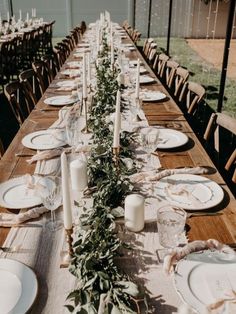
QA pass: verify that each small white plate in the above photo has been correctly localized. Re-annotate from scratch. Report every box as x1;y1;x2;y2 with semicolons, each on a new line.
61;69;80;77
129;60;144;67
140;75;155;84
22;129;66;150
0;176;43;209
174;251;236;313
140;91;166;102
55;80;77;88
44;95;77;106
155;174;224;210
0;258;38;314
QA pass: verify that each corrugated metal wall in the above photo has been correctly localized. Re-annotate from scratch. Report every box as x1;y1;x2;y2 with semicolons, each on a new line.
135;0;234;39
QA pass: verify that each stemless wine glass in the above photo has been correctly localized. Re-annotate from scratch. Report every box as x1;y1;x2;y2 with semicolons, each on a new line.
157;204;187;248
140;127;160;169
40;176;62;231
66;115;80;147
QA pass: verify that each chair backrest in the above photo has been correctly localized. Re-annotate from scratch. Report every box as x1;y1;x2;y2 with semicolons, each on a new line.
179;81;205;115
171;67;189;98
32;61;50;93
156;53;169;79
41;54;58;82
4;81;34;126
165;60;179;88
204;113;236;184
143;38;153;56
19;69;41;103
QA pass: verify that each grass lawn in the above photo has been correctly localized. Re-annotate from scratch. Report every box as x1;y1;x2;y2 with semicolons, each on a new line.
145;37;236;117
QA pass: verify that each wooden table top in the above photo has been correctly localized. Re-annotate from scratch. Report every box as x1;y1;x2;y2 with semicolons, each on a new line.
0;32;236;248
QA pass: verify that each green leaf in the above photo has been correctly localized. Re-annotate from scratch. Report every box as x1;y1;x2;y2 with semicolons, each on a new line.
116;281;139;297
64;305;74;312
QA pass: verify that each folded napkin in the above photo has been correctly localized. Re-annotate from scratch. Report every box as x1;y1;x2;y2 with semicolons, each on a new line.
147;166;208;182
0;206;47;227
207;290;236;313
163;239;235;275
27;145;91;163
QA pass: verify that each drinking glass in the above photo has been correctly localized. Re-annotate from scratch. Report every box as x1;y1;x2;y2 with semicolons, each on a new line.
140;127;160;168
66;116;80;147
157;205;187;248
40;176;63;231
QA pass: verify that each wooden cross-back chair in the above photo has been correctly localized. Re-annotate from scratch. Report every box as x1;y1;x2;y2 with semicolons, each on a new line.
204;113;236;185
165;60;179;88
41;54;58;82
19;69;42;103
170;67;189;99
179;81;205;115
32;60;52;94
143;38;154;56
155;53;169;80
4;81;35;126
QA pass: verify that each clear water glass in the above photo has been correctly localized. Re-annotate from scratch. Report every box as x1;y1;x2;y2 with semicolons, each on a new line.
157;205;187;248
40;176;62;231
140;127;160;168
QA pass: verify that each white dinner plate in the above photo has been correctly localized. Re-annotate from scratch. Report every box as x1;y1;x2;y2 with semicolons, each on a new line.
139;75;155;84
155;128;188;149
44;95;77;106
65;61;81;68
55;80;77;88
140;91;166;102
155;174;224;210
22;129;66;150
174;251;236;313
0;175;43;209
77;43;90;48
0;258;38;314
61;69;80;77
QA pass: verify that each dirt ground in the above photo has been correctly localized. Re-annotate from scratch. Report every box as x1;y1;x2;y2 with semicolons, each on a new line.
187;39;236;79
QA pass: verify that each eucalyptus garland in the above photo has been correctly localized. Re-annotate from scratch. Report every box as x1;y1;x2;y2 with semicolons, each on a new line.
66;34;142;314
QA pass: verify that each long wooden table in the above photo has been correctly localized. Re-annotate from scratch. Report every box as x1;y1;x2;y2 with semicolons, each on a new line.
0;24;236;313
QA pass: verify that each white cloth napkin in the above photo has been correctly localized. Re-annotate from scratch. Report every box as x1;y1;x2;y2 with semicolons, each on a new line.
0;206;47;227
130;166;208;183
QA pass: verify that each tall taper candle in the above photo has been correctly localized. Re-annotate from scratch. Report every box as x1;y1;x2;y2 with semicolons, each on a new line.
7;11;10;22
82;52;87;99
135;58;140;99
87;52;91;85
19;10;22;21
61;152;73;229
113;90;121;148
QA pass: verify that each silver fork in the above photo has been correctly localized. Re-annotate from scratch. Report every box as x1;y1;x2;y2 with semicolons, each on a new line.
0;245;21;253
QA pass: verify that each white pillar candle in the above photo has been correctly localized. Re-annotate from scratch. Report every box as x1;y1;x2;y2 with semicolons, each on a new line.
113;90;121;148
70;158;88;192
19;10;22;21
61;152;73;230
117;73;124;86
82;52;87;99
135;58;140;99
125;194;144;232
